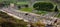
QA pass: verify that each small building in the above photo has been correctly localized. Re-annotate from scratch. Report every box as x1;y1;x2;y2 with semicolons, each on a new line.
10;3;15;8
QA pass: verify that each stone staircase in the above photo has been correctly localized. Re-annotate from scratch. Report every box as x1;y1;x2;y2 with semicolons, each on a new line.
0;7;59;25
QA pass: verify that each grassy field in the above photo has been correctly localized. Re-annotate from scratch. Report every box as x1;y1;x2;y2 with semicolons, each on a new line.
17;2;28;4
20;8;33;12
35;11;48;15
19;7;47;15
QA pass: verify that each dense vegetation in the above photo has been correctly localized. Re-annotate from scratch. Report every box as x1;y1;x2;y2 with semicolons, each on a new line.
0;11;28;27
33;2;54;12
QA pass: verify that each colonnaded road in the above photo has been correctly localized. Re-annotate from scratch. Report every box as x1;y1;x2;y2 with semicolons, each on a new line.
0;7;59;24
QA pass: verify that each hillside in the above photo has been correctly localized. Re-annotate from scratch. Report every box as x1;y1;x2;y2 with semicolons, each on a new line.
0;11;28;27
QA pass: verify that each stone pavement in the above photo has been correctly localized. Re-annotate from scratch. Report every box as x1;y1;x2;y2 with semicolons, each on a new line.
0;7;60;25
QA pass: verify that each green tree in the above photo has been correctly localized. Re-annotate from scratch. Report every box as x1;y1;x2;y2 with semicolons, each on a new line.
33;2;54;11
54;6;59;12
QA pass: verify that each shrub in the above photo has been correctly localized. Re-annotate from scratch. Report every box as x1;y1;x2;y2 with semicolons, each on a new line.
33;2;54;11
18;6;21;9
25;5;28;7
2;1;10;7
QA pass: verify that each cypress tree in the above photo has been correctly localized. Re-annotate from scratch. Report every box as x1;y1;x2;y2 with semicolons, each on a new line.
54;6;59;12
